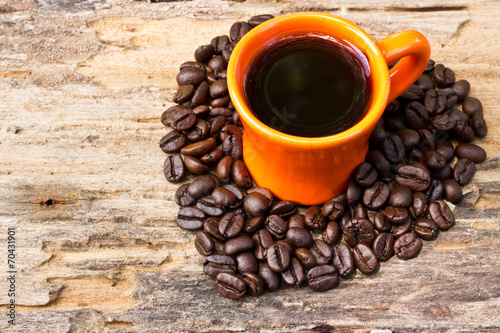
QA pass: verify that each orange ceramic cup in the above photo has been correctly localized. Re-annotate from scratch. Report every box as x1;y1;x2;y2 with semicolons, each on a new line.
227;13;430;205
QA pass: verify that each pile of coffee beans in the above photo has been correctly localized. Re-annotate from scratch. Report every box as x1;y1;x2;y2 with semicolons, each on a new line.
160;14;488;299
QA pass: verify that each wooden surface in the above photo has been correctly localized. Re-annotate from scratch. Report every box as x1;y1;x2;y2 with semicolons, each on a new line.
1;0;499;332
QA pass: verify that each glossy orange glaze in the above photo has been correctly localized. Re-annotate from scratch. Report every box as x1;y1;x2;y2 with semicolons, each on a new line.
227;13;430;205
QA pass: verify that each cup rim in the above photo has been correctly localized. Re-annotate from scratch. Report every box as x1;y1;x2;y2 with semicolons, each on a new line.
227;12;390;147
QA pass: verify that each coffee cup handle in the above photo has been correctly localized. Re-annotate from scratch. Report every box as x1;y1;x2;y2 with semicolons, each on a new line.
375;31;431;103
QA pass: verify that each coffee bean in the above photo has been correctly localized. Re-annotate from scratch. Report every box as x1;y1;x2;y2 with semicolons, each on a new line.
385;206;409;225
209;79;228;98
203;254;236;278
370;125;388;146
295;248;316;269
424;179;443;203
243;216;265;234
204;216;226;242
247;187;274;206
395;162;431;191
281;257;306;287
244;192;270;217
185;156;209;174
222;135;243;161
192;104;210;119
454;158;476;185
179;61;205;72
185;119;209;143
216;272;246;299
347;179;362;205
424;150;447;171
286;227;313;248
372;232;395;262
365;150;391;174
353;244;378;275
195;231;215;256
259;262;280;292
395;129;419;150
452;79;470;101
265;215;288;240
382;133;405;163
248;14;274;27
232;160;253;188
390;217;411;238
241;272;264;297
216;155;232;183
405;101;429;130
236;251;259;274
270;201;298;219
211;95;230;109
166;105;197;131
322;200;345;221
224;235;254;256
200;149;223;166
413;218;439;240
435;139;455;163
212;187;237;207
209;107;232;119
288;214;306;229
220;124;243;142
210;115;227;138
188;174;218;199
373;210;391;232
177;207;205;230
194;44;215;63
339;210;352;229
471;111;487;138
253;229;274;261
462;97;483;117
221;43;235;63
354;162;378;187
429;200;455;231
409;147;426;163
351;203;367;218
400;84;424;100
331;244;356;280
416;74;435;91
343;217;375;248
310;239;333;265
394;232;422;260
208;55;227;73
211;35;230;53
181;138;216;157
363;181;390;209
219;209;245;239
305;206;328;230
454;123;476;143
432;164;454;181
161;105;181;126
177;67;207;87
207;71;216;84
267;242;291;273
443;179;463;203
222;184;243;207
431;114;456;131
424;59;435;73
197;195;225;216
389;184;412;208
175;183;195;207
455;143;486;163
230;21;250;42
173;84;195;104
164;154;186;183
159;131;186;154
432;64;455;88
322;221;341;245
307;265;339;292
418;129;435;151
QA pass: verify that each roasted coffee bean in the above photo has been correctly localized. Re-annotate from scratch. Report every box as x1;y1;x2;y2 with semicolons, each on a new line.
413;218;439;240
432;164;454;181
192;104;210;119
236;251;259;274
268;201;297;219
231;111;242;126
208;55;227;72
186;119;210;142
382;133;405;163
452;79;470;101
373;210;391;232
188;174;218;199
181;138;216;157
408;192;428;220
339;210;352;229
443;179;463;203
343;218;375;247
232;160;252;188
204;216;226;242
429;200;455;231
281;257;306;287
454;158;476;185
164;154;186;183
189;81;209;108
200;149;223;166
207;71;216;84
454;123;476;143
431;114;456;131
197;196;225;216
221;44;235;64
395;162;431;191
363;181;390;209
310;239;333;265
203;254;236;278
265;215;288;240
307;265;339;292
432;64;455;88
409;147;426;163
384;100;401;114
322;200;345;221
212;187;237;207
405;101;429;130
253;229;274;261
354;162;378;187
385;206;409;225
244;216;265;234
332;243;355;278
219;209;245;239
223;184;244;208
179;61;205;71
424;59;435;73
175;183;196;207
161;105;181;126
267;242;291;272
286;227;313;248
259;262;280;292
372;232;395;262
248;14;274;27
185;156;209;174
166;105;197;131
424;150;447;171
195;231;215;256
244;192;270;217
224;235;254;256
455;143;486;163
277;240;294;256
462;96;483;117
396;128;419;150
215;272;246;299
222;135;243;160
210;116;227;138
288;214;306;229
435;139;455;163
347;179;362;205
389;184;412;208
353;244;378;275
471;111;487;138
394;233;422;260
230;21;250;42
416;73;435;91
194;44;215;63
365;150;391;174
323;221;341;245
241;272;264;296
160;131;186;154
177;67;206;87
441;87;459;109
390;216;411;237
424;179;444;203
211;35;230;53
176;207;205;230
370;125;388;146
400;84;424;100
418;129;435;151
295;248;316;269
351;203;367;218
220;124;243;142
209;107;232;119
210;79;228;98
448;108;469;125
216;155;232;183
384;114;407;132
424;89;447;115
173;84;195;104
305;206;328;230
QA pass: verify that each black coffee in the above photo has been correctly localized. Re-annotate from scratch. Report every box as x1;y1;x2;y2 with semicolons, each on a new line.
244;34;372;137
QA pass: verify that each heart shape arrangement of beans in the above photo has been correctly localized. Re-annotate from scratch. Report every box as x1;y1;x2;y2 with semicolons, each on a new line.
160;14;488;300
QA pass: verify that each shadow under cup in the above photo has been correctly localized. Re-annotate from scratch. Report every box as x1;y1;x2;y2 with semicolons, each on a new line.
227;13;390;205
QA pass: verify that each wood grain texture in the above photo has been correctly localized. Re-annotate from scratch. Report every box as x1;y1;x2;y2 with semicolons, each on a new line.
0;0;499;332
